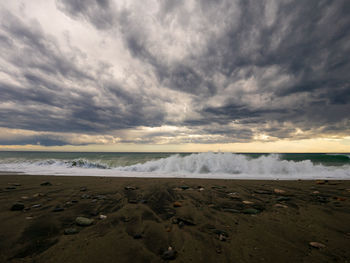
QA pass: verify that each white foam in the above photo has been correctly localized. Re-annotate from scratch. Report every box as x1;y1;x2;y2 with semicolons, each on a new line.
0;152;350;180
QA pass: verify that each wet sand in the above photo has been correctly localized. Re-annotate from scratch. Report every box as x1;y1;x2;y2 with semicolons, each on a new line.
0;174;350;263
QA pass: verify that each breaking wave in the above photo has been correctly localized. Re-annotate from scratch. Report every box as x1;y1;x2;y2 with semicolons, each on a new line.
0;152;350;179
117;152;350;176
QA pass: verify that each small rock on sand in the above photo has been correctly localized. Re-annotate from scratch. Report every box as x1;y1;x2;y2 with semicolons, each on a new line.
173;201;182;207
276;197;290;201
124;186;137;190
76;217;94;226
52;206;64;212
40;181;52;186
274;204;288;208
242;208;260;215
99;214;107;220
64;228;79;235
274;189;286;194
242;200;254;205
11;202;25;211
309;242;326;249
162;247;177;260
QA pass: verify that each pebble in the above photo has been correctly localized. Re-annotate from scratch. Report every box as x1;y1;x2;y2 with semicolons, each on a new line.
11;202;25;211
124;186;137;190
312;191;320;194
309;242;326;249
242;200;254;205
128;199;138;204
6;186;16;190
180;185;190;190
81;194;91;199
32;204;42;208
53;206;64;212
274;189;286;194
177;217;196;226
219;234;227;241
80;187;87;192
222;208;240;213
242;208;260;215
316;180;328;185
274;204;288;208
254;190;273;195
199;187;205;191
99;214;107;220
334;197;346;201
40;181;52;186
162;247;177;260
76;217;94;226
64;228;79;235
26;216;34;220
96;195;107;200
133;234;142;239
212;185;226;190
173;201;182;207
21;196;29;200
276;197;290;201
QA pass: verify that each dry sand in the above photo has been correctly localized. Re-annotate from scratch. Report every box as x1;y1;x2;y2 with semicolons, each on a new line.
0;174;350;263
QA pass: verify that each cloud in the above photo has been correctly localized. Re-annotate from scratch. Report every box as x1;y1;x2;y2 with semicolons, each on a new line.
0;0;349;146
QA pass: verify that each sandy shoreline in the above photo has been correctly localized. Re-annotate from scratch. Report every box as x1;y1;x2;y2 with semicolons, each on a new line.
1;174;350;262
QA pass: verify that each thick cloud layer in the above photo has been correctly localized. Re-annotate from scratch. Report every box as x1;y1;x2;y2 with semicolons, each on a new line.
0;0;349;146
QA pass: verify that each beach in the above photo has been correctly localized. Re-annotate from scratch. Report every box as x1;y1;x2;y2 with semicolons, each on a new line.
1;174;350;263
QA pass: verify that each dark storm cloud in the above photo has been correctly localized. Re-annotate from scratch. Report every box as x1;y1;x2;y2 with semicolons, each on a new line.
56;0;116;30
1;0;350;146
0;9;164;143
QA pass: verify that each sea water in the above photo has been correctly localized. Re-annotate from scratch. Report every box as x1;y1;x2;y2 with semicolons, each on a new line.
0;151;350;180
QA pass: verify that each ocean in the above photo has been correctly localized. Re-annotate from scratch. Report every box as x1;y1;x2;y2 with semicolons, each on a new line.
0;151;350;180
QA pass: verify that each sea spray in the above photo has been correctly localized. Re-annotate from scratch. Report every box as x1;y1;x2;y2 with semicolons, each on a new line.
0;152;349;179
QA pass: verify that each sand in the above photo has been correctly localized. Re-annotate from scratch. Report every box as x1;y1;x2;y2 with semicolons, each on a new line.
0;173;350;263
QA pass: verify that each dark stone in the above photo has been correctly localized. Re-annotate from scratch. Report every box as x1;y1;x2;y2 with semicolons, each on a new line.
317;196;329;203
222;208;240;213
81;194;91;199
76;217;94;226
128;199;138;204
254;190;273;195
71;200;79;203
6;186;16;190
180;185;190;190
213;229;229;237
96;195;107;200
133;234;142;239
40;181;52;186
64;228;79;235
11;202;25;211
177;217;196;226
124;186;137;190
52;206;64;212
162;249;177;260
242;208;260;214
211;185;226;190
276;197;291;201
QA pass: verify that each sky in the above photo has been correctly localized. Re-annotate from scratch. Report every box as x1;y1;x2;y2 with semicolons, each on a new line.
0;0;350;152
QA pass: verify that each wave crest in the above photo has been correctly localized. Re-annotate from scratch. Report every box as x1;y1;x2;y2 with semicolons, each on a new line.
118;152;328;175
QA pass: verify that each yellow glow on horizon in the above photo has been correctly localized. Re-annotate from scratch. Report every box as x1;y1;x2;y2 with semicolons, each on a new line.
1;137;349;152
